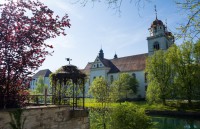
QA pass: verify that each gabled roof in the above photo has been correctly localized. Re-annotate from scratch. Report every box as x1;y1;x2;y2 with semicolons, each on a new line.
83;53;148;74
32;69;52;78
99;58;120;73
83;62;92;75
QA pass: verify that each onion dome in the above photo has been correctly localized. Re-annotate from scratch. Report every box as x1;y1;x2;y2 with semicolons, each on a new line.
99;48;104;59
99;48;103;53
151;19;164;27
114;53;118;59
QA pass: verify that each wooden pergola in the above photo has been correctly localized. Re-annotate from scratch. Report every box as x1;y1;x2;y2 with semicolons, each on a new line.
51;64;86;110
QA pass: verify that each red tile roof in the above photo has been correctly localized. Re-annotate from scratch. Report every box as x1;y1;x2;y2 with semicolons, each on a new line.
110;53;147;72
83;53;147;74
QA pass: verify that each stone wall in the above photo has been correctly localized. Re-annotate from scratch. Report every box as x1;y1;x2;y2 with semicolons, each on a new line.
0;106;89;129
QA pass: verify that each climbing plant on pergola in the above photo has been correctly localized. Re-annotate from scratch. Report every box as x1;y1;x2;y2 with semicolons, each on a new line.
50;65;86;110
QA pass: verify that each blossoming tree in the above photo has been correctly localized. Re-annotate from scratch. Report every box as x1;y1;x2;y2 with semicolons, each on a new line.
0;0;70;108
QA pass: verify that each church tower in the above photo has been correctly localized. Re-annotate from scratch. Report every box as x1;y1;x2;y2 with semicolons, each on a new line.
147;7;174;55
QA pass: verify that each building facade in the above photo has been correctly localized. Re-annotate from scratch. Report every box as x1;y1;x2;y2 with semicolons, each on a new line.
30;69;52;90
83;17;174;98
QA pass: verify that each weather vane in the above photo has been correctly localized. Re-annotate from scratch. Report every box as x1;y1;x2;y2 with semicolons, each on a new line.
66;58;72;65
154;5;157;19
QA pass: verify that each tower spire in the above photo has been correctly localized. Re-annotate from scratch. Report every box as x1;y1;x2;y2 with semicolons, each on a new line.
114;51;118;59
154;5;157;20
99;47;104;59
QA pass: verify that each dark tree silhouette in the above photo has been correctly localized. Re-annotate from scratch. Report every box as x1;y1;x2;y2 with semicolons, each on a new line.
73;0;150;14
0;0;70;108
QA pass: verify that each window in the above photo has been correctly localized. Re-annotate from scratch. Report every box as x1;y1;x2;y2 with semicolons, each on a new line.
154;27;157;32
145;85;148;91
93;64;96;68
110;75;114;83
132;73;136;79
153;42;160;50
145;73;148;83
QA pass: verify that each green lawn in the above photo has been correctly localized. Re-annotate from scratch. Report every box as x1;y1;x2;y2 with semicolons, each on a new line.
84;98;200;112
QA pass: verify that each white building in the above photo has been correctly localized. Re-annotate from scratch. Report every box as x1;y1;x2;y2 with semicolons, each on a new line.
83;17;174;99
30;69;52;90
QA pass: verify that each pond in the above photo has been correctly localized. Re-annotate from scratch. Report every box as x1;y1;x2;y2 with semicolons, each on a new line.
152;116;200;129
89;109;200;129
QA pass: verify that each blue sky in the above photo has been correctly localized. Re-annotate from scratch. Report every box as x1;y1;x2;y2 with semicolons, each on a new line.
2;0;186;73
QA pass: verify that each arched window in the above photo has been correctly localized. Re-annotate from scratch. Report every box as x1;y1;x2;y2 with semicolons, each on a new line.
153;42;160;50
145;85;148;91
145;73;148;83
132;73;136;79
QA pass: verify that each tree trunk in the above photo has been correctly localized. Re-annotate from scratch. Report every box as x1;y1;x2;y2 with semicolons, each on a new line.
187;83;192;106
162;98;166;105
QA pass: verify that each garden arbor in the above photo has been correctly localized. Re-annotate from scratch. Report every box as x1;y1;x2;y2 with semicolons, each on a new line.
51;64;86;110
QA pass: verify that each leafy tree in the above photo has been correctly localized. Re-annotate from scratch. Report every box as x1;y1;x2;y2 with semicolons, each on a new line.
193;41;200;98
176;0;200;41
146;80;161;104
167;42;200;104
110;102;152;129
110;73;138;102
89;77;110;129
146;50;173;105
0;0;70;108
90;108;111;129
35;76;48;95
89;77;110;103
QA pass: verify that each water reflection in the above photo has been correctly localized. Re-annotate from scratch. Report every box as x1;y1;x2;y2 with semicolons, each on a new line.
152;117;200;129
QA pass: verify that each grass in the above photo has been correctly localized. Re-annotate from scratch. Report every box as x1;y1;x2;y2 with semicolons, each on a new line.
84;98;200;112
